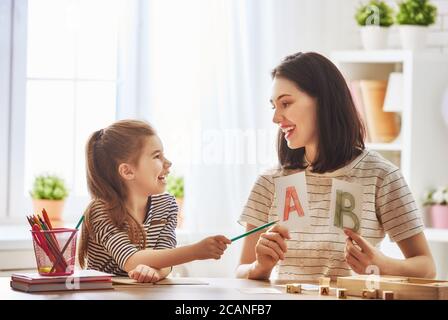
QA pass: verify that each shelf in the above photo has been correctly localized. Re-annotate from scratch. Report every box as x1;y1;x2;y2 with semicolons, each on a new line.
331;50;448;66
331;50;411;64
366;142;402;152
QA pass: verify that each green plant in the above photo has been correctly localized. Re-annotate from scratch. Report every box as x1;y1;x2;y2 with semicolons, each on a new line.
30;174;69;200
166;175;184;199
422;186;448;206
355;0;394;27
396;0;437;26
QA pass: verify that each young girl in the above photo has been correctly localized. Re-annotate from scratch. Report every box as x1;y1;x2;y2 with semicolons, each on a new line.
78;120;231;282
237;52;436;281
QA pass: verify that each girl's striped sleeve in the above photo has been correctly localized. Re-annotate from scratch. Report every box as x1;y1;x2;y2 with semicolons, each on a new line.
154;195;178;249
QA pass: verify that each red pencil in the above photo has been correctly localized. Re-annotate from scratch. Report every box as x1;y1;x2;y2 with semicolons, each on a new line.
42;209;53;230
37;216;67;270
32;224;57;270
32;216;66;272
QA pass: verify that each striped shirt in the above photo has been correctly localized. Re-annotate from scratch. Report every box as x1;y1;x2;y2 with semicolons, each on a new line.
86;193;178;276
239;149;424;281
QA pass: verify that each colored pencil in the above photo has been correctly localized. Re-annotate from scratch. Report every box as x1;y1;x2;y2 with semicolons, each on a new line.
42;209;53;230
40;210;62;252
28;213;67;272
230;220;279;242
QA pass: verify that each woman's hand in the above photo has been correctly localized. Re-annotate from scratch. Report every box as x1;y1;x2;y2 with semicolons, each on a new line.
344;229;389;275
254;224;290;272
193;235;232;260
128;264;162;283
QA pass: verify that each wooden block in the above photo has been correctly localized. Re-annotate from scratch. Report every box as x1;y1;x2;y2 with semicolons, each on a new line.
362;288;377;299
319;285;330;296
382;290;394;300
337;275;448;300
336;288;347;299
286;283;301;294
319;277;331;286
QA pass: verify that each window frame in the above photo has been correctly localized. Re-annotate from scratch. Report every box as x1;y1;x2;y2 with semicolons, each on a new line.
6;0;27;224
0;0;28;224
0;0;13;221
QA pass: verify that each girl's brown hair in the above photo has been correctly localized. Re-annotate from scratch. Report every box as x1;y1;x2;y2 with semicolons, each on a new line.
272;52;365;173
78;119;156;268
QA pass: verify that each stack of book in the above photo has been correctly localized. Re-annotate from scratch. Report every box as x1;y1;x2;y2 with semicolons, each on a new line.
10;269;114;293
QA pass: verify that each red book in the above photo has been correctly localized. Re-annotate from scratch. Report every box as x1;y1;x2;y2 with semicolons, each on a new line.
11;269;113;284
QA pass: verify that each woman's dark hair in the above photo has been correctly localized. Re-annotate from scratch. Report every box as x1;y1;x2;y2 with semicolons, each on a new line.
272;52;365;173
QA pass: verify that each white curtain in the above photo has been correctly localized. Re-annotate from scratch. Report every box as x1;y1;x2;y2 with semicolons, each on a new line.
182;0;359;260
183;0;278;234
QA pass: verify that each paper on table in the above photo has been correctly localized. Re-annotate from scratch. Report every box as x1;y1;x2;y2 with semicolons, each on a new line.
239;288;282;294
274;172;309;231
329;179;363;234
112;277;208;287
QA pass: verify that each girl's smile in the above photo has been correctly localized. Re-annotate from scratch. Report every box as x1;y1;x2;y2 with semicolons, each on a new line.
157;171;170;185
157;174;167;184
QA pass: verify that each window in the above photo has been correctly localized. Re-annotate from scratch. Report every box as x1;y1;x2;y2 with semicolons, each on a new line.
7;0;123;222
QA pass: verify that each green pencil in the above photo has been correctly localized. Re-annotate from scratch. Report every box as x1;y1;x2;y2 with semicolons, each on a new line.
231;220;279;242
75;214;84;230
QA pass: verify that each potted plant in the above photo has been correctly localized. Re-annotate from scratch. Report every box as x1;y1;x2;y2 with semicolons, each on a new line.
166;175;185;228
396;0;437;50
30;174;69;225
355;0;394;50
423;186;448;229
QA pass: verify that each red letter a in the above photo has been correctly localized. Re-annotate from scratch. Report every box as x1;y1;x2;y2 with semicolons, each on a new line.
283;186;305;221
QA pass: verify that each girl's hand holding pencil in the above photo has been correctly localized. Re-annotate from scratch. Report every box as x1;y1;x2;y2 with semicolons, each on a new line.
192;235;232;260
190;221;281;261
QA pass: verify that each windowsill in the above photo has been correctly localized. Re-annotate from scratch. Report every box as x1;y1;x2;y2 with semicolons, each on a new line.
0;224;198;251
0;225;34;250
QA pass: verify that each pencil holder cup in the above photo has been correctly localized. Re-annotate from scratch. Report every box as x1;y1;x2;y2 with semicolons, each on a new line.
31;228;77;276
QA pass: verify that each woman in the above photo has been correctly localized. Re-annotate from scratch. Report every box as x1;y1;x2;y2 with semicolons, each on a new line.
236;52;435;281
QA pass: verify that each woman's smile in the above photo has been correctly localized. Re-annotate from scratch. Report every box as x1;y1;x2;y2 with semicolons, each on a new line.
280;124;296;140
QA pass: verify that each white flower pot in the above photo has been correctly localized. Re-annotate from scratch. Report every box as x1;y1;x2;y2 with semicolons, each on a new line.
360;26;389;50
399;25;428;50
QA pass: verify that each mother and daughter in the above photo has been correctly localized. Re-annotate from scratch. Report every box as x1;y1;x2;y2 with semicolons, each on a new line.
78;52;435;283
